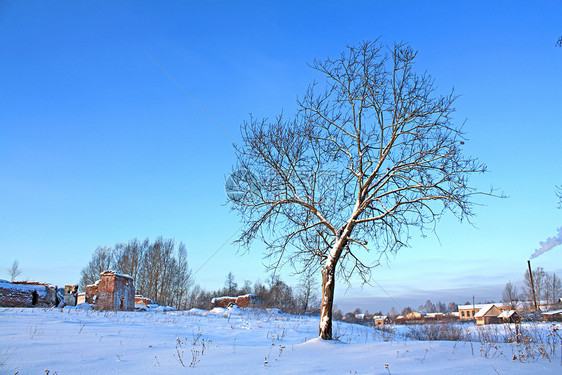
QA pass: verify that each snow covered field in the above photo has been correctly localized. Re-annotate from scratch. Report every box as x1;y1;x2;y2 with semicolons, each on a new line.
1;307;560;374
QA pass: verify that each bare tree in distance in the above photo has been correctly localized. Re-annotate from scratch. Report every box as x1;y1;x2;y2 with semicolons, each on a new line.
523;266;546;310
80;238;192;309
230;41;498;339
79;246;113;291
9;259;22;282
501;281;519;309
224;271;238;296
296;270;320;314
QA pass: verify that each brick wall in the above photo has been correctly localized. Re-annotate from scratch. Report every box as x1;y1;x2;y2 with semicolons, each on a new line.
88;271;135;311
0;282;56;308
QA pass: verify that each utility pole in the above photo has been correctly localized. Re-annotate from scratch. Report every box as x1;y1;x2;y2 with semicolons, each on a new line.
527;260;538;311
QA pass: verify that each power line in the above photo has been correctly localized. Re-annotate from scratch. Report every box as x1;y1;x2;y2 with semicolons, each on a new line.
147;52;241;276
371;278;403;311
146;52;238;145
191;224;244;278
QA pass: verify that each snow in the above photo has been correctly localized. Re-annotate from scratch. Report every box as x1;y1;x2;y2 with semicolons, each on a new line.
498;310;518;319
0;281;49;295
74;303;93;311
0;307;560;374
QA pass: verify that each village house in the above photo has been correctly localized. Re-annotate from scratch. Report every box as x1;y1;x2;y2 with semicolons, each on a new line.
374;315;392;326
458;304;481;320
458;303;518;320
423;312;444;322
405;311;425;320
442;311;460;322
0;279;59;308
84;271;135;311
474;304;503;325
542;309;562;321
497;309;521;324
395;311;426;324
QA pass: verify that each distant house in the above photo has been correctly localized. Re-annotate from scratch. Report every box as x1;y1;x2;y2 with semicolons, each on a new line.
542;309;562;322
474;304;502;325
374;316;392;325
497;310;521;324
0;280;59;308
404;311;425;321
424;313;444;321
444;311;460;320
85;271;135;311
458;304;483;320
355;313;366;321
458;303;518;320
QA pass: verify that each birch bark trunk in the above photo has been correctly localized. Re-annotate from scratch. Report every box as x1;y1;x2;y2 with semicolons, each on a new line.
319;262;336;339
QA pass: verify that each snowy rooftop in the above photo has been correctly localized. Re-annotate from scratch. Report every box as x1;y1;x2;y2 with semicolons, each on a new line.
458;302;508;310
0;281;50;293
474;304;499;318
497;310;519;318
100;270;133;279
542;309;562;315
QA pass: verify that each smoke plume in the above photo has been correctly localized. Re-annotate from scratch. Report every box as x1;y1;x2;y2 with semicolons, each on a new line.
530;227;562;259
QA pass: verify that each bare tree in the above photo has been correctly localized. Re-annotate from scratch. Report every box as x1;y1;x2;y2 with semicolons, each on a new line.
79;246;114;291
224;272;238;296
296;270;320;314
173;243;193;309
523;266;546;309
113;238;149;282
9;259;22;282
424;299;436;313
401;306;413;316
556;185;561;208
81;237;192;309
231;41;494;339
541;272;561;307
447;302;458;313
501;281;519;309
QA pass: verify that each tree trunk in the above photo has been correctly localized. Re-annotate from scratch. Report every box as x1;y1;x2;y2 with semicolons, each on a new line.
319;262;336;340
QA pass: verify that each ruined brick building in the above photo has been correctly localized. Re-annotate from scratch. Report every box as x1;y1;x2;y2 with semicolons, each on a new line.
211;294;261;308
84;271;135;311
63;284;79;306
0;280;59;307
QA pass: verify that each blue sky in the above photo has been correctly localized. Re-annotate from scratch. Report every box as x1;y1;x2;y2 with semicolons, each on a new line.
1;1;561;313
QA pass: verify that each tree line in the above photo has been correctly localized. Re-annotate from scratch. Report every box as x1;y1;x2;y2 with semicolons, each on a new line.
187;271;321;315
79;237;192;310
79;238;320;313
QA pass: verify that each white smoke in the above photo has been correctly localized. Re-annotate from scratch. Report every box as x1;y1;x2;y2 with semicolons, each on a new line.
530;227;562;259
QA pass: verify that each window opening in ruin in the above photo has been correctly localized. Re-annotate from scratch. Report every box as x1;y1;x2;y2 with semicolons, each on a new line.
119;297;124;310
31;290;38;306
